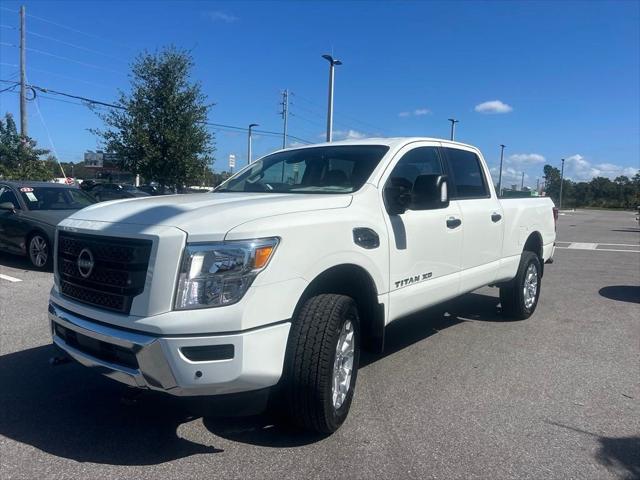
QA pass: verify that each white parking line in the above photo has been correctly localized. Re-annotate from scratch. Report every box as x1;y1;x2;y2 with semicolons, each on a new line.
0;273;22;282
555;243;640;253
568;242;597;250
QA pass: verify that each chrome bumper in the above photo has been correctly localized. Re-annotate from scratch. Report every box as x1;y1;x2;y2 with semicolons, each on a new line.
49;302;291;396
49;302;178;392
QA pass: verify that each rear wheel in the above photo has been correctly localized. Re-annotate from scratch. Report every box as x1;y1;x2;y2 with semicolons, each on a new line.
500;251;541;320
27;233;51;270
283;294;360;434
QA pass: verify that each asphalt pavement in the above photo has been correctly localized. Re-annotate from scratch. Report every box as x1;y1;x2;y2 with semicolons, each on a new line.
0;209;638;480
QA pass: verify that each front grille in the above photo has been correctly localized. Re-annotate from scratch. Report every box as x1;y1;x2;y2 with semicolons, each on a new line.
57;232;152;314
54;323;138;370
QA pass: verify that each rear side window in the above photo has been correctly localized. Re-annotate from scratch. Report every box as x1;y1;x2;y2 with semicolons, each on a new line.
443;148;489;199
387;147;443;191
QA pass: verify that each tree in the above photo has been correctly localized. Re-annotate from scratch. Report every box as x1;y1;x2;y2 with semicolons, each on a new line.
543;165;561;203
92;47;214;189
0;113;52;181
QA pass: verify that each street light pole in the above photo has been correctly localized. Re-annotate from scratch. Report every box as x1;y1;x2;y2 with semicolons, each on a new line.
448;118;459;141
497;144;505;196
248;123;259;165
559;158;565;210
322;54;342;142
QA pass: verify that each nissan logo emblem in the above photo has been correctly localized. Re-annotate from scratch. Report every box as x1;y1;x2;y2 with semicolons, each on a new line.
77;248;95;278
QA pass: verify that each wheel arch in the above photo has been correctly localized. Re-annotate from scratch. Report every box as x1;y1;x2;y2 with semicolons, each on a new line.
294;263;385;353
523;231;544;276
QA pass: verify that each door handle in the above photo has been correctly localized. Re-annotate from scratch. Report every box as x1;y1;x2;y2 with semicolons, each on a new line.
446;218;462;229
491;212;502;223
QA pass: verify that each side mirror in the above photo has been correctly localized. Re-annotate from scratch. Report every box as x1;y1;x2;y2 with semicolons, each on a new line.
410;174;449;210
0;201;16;212
383;183;412;215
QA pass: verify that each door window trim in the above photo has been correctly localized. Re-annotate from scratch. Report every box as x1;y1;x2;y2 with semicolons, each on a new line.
440;146;491;200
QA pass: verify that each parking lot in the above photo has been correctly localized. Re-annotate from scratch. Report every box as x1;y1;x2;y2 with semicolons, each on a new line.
0;209;638;480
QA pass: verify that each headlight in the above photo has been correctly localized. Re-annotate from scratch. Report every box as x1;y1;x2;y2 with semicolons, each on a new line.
174;237;279;310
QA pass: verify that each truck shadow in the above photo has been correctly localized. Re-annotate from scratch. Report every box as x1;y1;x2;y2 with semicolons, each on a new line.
0;292;504;460
0;344;222;465
203;292;505;446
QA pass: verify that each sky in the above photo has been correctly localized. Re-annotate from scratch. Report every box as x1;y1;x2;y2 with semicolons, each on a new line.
0;0;639;187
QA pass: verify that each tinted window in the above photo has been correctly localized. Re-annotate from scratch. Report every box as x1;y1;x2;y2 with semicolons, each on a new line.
217;145;389;194
444;148;488;198
0;187;20;208
387;147;443;191
20;187;96;210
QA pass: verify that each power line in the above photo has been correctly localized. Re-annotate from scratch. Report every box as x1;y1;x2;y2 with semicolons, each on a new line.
27;30;129;63
292;90;386;134
26;66;112;89
0;78;315;145
25;11;134;50
1;41;123;74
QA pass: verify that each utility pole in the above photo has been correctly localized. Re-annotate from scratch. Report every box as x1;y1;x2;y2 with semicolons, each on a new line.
536;177;540;193
280;89;289;149
521;172;525;190
448;118;459;141
322;54;342;142
497;144;505;196
247;123;258;165
559;158;565;209
19;5;27;137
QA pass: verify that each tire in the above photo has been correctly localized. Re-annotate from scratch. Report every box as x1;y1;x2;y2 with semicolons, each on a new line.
283;294;360;434
27;232;52;270
500;251;542;320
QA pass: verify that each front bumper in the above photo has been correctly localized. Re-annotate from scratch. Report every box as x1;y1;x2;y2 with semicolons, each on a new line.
49;302;291;396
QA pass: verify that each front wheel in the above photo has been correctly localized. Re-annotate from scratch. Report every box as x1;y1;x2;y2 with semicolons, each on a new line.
27;233;51;270
500;251;542;320
283;294;360;434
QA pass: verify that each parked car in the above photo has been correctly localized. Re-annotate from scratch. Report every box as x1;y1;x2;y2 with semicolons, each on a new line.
0;181;96;269
137;184;165;196
48;137;556;433
88;183;150;202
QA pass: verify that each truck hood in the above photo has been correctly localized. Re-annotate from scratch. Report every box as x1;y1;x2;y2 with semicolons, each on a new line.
66;192;352;237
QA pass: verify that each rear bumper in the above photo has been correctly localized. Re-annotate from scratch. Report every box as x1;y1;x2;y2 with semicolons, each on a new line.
49;302;291;396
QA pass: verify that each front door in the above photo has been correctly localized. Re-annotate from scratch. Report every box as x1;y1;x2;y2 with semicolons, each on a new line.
382;142;463;322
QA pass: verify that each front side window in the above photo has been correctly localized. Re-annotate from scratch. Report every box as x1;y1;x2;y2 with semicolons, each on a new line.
443;148;489;199
20;187;97;210
216;145;389;194
0;187;20;208
386;146;443;192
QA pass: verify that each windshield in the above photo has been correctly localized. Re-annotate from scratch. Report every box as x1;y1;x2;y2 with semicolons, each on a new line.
20;187;97;210
216;145;389;194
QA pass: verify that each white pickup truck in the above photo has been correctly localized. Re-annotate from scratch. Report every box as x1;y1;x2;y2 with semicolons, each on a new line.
49;137;556;433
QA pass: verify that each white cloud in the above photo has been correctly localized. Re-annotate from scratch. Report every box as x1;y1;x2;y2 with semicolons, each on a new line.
332;129;367;140
203;11;238;23
474;100;513;114
490;166;529;187
398;108;431;118
564;154;639;181
506;153;546;166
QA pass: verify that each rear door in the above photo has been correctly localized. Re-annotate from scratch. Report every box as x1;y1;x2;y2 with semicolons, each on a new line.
441;145;504;292
383;142;463;321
